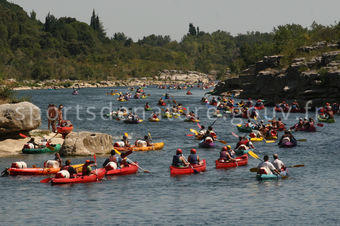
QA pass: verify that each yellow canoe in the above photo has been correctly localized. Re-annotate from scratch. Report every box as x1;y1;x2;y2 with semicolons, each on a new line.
149;118;160;122
115;142;165;152
250;137;264;142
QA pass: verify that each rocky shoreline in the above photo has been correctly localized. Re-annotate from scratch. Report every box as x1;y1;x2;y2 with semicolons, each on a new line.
213;42;340;108
9;70;215;91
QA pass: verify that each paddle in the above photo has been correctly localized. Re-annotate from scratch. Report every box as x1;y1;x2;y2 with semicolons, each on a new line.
296;139;307;142
197;123;202;129
94;154;98;181
114;149;150;173
124;132;129;138
190;129;199;135
186;134;195;137
148;132;155;151
248;150;260;160
40;177;52;183
249;164;304;172
183;155;200;174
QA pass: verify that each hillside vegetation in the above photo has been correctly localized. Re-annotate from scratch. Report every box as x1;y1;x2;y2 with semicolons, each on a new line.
0;0;339;82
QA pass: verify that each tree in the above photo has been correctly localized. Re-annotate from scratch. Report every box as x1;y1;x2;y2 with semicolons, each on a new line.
188;23;197;36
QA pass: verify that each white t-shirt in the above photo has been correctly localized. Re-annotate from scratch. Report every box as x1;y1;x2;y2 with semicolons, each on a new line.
257;161;276;174
272;159;285;171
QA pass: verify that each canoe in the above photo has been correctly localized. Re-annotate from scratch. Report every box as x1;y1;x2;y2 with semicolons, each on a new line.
295;127;316;132
51;168;106;185
170;159;206;175
215;154;248;169
318;115;335;123
213;113;223;118
106;163;138;176
172;113;180;118
145;108;153;111
254;105;265;110
256;169;288;180
199;141;216;148
57;125;73;134
117;99;127;102
114;142;164;152
265;136;278;141
162;113;172;118
275;107;305;113
236;124;252;133
279;140;297;148
123;119;143;124
235;148;250;156
149;118;160;122
250;137;264;142
7;164;83;176
22;144;61;154
184;118;200;123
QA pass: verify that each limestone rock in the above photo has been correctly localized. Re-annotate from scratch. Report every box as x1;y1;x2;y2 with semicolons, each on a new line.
0;102;41;136
59;131;114;156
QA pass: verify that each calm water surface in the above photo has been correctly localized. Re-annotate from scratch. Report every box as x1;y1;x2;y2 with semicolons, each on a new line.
0;87;339;225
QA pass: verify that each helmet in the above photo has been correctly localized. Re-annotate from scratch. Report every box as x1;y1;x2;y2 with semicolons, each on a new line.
190;148;197;154
86;160;91;163
227;145;231;150
176;149;182;154
222;146;228;151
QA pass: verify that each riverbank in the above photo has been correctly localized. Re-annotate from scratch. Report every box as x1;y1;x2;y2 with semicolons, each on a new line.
7;70;216;91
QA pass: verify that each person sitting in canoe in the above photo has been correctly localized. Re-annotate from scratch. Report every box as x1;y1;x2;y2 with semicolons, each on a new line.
210;97;218;105
145;102;150;110
278;130;296;146
272;154;286;172
102;150;123;169
255;99;264;108
122;135;131;147
324;103;334;119
143;135;152;146
280;101;289;111
205;126;217;140
245;98;253;108
290;118;304;130
172;149;189;167
187;149;203;165
245;120;254;128
158;98;165;106
61;160;77;178
257;155;280;175
82;160;95;176
26;138;39;149
291;100;300;110
218;146;236;162
235;136;254;150
55;153;63;168
277;118;285;130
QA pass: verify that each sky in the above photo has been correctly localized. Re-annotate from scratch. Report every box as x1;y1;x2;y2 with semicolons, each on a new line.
10;0;340;41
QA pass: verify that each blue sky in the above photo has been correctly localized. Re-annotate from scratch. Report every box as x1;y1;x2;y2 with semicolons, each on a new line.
11;0;340;40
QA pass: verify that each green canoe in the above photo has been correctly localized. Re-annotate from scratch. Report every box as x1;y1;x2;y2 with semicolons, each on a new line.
256;169;288;180
22;144;61;154
318;115;335;123
236;125;252;133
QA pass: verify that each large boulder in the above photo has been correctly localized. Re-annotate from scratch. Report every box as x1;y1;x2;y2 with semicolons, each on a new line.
60;131;114;156
0;102;41;136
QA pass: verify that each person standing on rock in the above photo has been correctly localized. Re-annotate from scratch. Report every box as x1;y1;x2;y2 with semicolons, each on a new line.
57;104;64;126
48;104;57;133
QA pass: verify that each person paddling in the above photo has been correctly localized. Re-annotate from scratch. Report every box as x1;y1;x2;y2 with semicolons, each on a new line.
102;150;123;169
172;149;188;167
219;146;236;162
257;155;280;175
82;160;95;176
278;130;296;146
187;149;203;165
272;154;285;172
61;160;77;178
55;153;63;168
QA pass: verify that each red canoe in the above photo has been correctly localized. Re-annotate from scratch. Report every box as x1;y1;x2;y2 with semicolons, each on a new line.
51;168;106;185
57;120;73;134
254;105;265;110
295;127;316;132
7;167;60;176
106;163;138;176
215;154;248;169
169;159;206;175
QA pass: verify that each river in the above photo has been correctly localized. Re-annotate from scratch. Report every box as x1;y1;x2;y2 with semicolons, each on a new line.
0;87;339;225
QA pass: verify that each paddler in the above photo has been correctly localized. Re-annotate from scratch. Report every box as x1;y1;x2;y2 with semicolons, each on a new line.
219;146;236;162
235;136;254;150
257;155;280;175
143;135;152;146
102;150;123;169
172;149;188;167
187;149;203;165
82;160;95;176
278;130;296;146
122;135;131;147
145;102;150;110
61;160;77;178
55;153;63;168
272;154;285;172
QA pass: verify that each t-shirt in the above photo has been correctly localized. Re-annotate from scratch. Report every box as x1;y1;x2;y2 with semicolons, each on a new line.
272;159;285;171
257;161;276;174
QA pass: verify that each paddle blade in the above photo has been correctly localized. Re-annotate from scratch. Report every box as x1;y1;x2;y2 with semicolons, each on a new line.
248;150;260;160
197;123;202;129
19;133;29;138
114;149;122;155
190;129;199;135
218;140;227;144
290;164;304;168
265;140;275;144
232;132;239;138
124;133;129;138
249;168;258;172
40;178;52;183
186;134;194;136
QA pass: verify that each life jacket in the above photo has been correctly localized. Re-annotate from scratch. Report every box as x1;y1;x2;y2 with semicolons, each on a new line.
188;154;198;165
172;154;184;167
11;161;27;169
114;141;125;147
44;160;59;168
61;165;70;171
240;139;249;146
82;164;92;176
105;162;118;171
219;150;230;161
135;140;147;147
205;137;213;143
55;170;70;179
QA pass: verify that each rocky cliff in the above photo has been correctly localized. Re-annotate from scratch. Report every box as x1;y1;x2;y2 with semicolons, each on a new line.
213;43;340;108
